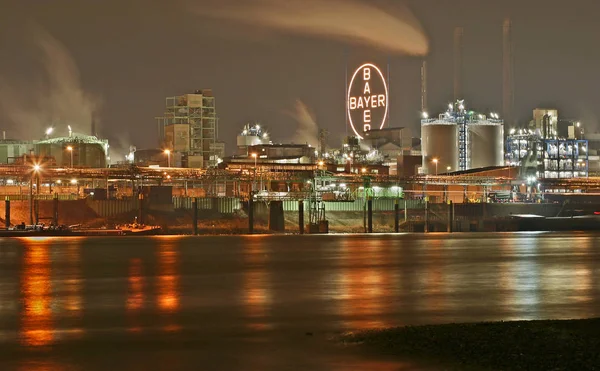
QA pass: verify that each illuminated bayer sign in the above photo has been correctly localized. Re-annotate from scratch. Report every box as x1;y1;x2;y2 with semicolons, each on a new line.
347;63;389;139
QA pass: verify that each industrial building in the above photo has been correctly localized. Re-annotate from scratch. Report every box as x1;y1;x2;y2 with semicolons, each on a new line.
156;89;219;168
0;139;34;164
421;100;504;175
0;130;109;168
236;123;271;156
506;109;590;179
36;133;110;168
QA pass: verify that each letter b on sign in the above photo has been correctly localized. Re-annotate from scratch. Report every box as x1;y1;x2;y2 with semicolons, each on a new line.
363;67;371;81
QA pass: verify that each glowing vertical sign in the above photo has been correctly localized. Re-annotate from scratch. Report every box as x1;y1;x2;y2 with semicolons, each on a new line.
347;63;389;139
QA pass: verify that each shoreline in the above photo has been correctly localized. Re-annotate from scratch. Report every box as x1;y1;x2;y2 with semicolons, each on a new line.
339;318;600;371
2;230;600;238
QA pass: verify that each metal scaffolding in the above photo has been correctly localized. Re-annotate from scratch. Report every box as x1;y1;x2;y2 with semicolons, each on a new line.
156;90;218;168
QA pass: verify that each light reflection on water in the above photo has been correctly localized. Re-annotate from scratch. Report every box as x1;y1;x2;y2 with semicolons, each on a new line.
336;238;393;329
60;240;83;316
20;238;53;347
3;233;600;369
242;237;273;330
156;238;181;332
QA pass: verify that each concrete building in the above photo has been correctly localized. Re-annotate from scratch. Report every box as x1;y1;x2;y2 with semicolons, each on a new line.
156;89;218;168
361;127;422;176
530;108;558;137
236;123;270;155
225;143;316;167
210;141;226;164
0;140;35;164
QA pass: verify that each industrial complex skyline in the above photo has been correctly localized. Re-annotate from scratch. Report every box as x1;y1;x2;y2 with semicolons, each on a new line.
1;0;599;155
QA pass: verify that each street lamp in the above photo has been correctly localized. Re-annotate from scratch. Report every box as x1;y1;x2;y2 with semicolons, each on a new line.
251;153;258;192
447;166;451;172
432;158;439;175
66;146;73;168
164;149;171;167
30;164;41;224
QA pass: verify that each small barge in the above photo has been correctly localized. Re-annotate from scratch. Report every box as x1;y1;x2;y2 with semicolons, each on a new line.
0;218;161;237
510;214;600;231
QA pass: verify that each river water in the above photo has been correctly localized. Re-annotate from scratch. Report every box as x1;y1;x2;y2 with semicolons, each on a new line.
1;232;599;370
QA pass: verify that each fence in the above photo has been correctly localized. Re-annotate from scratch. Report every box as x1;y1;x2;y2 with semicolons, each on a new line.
86;198;138;217
173;197;242;214
0;194;79;201
282;199;425;212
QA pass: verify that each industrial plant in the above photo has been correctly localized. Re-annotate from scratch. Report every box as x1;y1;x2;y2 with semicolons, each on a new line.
1;17;600;235
421;100;504;174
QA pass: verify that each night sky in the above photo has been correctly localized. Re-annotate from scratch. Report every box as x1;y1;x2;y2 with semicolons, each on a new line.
1;0;599;159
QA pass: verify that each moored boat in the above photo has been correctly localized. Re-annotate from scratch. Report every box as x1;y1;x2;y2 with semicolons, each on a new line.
116;217;162;235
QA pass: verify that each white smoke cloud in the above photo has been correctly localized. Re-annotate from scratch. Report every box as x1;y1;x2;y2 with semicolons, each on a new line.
0;26;100;139
286;100;319;147
189;0;429;56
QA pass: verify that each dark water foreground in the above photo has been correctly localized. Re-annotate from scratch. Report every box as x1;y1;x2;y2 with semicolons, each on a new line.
342;318;600;370
1;233;600;370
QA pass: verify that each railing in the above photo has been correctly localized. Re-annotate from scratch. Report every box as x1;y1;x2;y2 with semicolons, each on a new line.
0;194;79;201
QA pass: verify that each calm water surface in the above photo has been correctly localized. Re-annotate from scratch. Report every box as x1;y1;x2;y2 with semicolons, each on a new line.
0;233;599;370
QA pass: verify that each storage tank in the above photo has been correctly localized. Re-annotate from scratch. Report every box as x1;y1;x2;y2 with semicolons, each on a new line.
421;122;459;174
469;122;504;169
36;134;108;168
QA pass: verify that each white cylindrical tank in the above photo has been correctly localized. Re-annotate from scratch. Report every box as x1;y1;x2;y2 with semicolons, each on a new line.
469;123;504;169
421;123;459;174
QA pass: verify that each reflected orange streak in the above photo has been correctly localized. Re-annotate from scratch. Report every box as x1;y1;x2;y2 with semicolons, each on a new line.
157;242;179;313
127;259;144;312
65;242;82;314
339;239;391;329
243;243;272;330
21;239;53;347
422;239;445;312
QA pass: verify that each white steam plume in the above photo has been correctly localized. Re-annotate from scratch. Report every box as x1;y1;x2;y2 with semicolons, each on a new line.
0;26;100;139
189;0;429;56
286;100;319;147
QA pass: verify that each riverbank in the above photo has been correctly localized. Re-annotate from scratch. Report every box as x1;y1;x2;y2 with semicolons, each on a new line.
340;319;600;370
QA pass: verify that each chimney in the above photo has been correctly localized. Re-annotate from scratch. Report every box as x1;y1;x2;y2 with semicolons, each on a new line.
503;18;515;130
453;27;464;102
420;60;428;113
91;112;97;137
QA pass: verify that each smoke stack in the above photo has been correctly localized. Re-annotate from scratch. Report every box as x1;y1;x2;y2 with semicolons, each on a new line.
91;112;97;137
503;18;515;129
453;27;464;102
420;60;428;113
